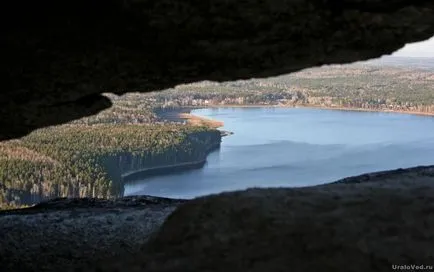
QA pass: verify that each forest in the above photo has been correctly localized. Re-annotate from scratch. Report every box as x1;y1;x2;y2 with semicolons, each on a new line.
0;124;221;209
150;65;434;113
1;63;433;209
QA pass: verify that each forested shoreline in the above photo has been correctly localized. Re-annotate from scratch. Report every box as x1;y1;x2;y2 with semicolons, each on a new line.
148;64;434;115
0;125;221;209
1;63;433;209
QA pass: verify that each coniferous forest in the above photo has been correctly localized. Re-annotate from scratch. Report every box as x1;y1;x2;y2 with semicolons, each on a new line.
1;63;433;209
0;124;221;209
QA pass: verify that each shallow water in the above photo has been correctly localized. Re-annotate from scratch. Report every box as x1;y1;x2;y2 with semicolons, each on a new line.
125;107;434;199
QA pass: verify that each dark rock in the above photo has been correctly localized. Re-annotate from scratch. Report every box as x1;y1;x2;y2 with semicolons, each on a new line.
3;0;434;140
0;196;186;216
0;195;184;272
92;166;434;272
1;166;434;271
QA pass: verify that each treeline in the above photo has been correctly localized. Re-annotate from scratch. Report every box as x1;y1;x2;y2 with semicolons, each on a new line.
0;124;221;208
268;65;434;112
2;64;433;209
146;65;434;113
151;85;304;107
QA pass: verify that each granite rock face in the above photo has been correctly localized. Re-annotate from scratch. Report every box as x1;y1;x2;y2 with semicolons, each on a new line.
0;196;186;271
93;166;434;272
2;166;434;271
3;0;434;140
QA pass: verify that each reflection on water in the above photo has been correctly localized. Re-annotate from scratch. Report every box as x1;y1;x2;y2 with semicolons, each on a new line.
125;107;434;199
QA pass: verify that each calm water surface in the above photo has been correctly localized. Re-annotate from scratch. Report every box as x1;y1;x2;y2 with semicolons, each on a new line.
125;107;434;198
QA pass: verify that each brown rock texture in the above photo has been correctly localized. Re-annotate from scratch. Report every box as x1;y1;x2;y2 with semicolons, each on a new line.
3;0;434;140
1;166;434;271
95;166;434;272
0;196;186;271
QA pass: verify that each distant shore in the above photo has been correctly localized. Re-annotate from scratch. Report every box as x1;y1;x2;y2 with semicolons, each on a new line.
203;104;434;117
156;104;434;138
300;105;434;117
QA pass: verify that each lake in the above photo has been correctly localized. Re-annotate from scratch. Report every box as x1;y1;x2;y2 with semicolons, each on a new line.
124;107;434;199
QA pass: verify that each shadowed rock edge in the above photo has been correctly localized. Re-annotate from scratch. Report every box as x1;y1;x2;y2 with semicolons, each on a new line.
1;165;434;271
3;0;434;140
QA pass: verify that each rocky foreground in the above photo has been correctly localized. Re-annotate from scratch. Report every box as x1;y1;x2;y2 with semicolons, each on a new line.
2;166;434;271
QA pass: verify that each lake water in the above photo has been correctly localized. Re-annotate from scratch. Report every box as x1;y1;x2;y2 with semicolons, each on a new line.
124;107;434;199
